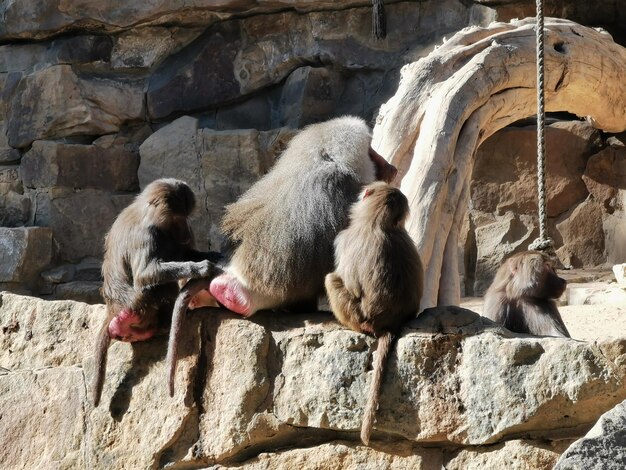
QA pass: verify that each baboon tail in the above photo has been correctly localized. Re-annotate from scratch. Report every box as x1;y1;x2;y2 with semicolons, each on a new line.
92;325;111;407
360;331;395;445
166;278;212;397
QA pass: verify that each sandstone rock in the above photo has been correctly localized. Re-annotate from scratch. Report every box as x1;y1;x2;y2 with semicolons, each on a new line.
147;2;481;120
583;144;626;213
0;122;20;163
613;264;626;287
6;65;144;148
74;257;103;282
556;199;606;268
279;66;344;127
554;400;626;470
221;441;443;470
566;283;626;306
41;258;102;285
54;281;103;304
0;35;112;73
0;228;53;288
0;164;30;226
446;439;573;470
0;292;102;370
473;121;597;217
0;367;86;469
85;323;201;469
2;294;626;467
111;26;203;69
0;1;386;40
146;24;242;120
30;188;134;262
21;140;139;191
139;116;295;251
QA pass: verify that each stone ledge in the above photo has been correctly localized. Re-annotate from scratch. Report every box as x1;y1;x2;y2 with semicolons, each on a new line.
1;293;625;468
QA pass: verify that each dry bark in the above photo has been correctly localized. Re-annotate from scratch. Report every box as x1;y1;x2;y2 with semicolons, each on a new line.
373;18;626;308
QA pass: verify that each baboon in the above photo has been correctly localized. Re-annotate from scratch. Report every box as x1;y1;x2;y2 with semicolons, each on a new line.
325;182;423;445
167;116;397;396
92;178;220;406
483;250;570;337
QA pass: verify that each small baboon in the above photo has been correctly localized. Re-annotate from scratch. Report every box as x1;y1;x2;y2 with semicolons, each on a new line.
92;178;220;406
483;250;570;337
325;182;423;445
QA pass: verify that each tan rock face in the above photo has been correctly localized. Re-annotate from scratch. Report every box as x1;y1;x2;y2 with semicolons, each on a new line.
554;399;626;469
1;293;626;468
472;122;597;217
0;228;53;289
446;439;573;470
6;65;145;149
138;116;296;251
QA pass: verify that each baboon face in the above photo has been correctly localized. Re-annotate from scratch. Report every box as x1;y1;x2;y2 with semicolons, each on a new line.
369;147;397;183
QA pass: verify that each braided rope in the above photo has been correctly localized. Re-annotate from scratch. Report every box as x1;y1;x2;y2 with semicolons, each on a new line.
528;0;554;253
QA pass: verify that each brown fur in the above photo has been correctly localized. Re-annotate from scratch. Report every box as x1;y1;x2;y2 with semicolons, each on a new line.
221;116;396;312
325;182;423;445
483;251;570;337
93;178;219;406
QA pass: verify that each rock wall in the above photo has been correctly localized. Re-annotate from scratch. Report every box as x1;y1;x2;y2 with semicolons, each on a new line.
464;121;626;295
2;0;626;300
4;292;626;468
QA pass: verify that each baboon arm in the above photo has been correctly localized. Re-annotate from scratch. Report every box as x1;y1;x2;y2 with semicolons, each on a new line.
133;259;217;290
325;273;363;330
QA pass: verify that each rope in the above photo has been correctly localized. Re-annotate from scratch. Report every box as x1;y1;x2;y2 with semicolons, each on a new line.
528;0;554;253
372;0;386;39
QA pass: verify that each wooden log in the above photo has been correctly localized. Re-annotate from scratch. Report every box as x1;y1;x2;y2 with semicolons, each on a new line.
373;18;626;308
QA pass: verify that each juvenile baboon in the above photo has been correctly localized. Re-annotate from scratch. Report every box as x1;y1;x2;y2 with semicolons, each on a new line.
483;251;570;337
325;182;423;445
92;178;220;406
167;116;397;395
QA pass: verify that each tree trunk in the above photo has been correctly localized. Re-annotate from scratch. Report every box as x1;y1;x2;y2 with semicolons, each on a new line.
373;18;626;308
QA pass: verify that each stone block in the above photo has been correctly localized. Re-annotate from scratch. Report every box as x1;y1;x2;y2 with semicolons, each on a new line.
21;140;139;191
0;164;30;226
555;400;626;470
0;367;86;469
6;65;144;148
0;227;53;288
31;188;134;263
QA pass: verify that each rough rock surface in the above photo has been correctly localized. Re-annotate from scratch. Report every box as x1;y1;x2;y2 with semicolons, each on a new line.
554;400;626;470
138;116;295;251
0;228;53;291
0;0;506;298
1;293;626;468
1;2;624;299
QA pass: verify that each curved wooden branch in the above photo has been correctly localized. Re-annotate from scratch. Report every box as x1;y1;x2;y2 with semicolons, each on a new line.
373;18;626;308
